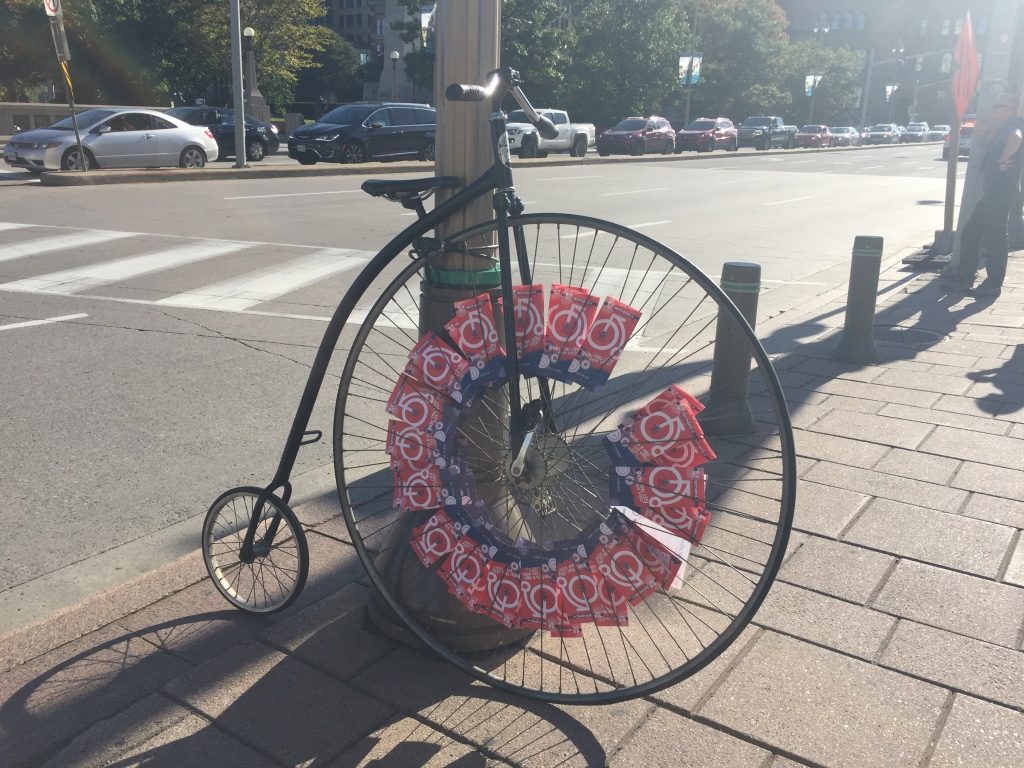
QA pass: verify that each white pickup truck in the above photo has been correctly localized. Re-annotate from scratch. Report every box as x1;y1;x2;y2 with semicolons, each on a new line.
506;108;596;158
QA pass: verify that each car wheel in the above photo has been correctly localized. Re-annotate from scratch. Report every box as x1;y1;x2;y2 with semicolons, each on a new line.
245;139;267;162
663;140;674;155
570;136;587;157
60;147;94;171
728;137;738;151
420;142;435;162
520;137;538;159
297;155;318;165
536;150;549;159
598;150;609;157
178;146;207;168
631;140;645;156
341;142;367;164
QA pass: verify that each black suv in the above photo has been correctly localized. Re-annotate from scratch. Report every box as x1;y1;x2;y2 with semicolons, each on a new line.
737;116;792;150
288;102;437;164
165;106;280;162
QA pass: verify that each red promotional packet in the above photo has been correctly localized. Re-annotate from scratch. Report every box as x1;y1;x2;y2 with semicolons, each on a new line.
627;401;715;469
385;375;448;433
392;459;444;512
510;284;546;376
410;510;463;568
404;332;473;405
573;297;642;387
482;559;526;628
540;284;600;380
445;293;506;384
386;419;440;469
517;558;562;630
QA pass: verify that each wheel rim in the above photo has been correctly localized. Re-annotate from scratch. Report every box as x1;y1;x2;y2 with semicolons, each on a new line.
247;141;264;161
424;143;435;161
64;151;87;171
183;149;204;168
344;143;365;163
203;488;309;613
334;214;796;703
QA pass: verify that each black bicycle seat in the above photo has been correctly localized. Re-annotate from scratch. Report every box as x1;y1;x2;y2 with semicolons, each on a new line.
361;176;462;202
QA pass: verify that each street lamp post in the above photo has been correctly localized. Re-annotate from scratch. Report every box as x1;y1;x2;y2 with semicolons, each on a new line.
808;21;829;123
889;42;905;123
241;26;270;123
389;50;399;100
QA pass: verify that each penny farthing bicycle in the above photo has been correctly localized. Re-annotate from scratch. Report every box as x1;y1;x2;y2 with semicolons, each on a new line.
202;68;796;705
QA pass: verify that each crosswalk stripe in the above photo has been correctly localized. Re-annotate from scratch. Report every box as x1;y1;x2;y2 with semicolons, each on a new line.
0;223;32;232
156;248;371;311
0;230;135;263
0;241;250;294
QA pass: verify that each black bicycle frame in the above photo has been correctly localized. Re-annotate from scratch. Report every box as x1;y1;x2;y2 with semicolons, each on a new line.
240;87;538;558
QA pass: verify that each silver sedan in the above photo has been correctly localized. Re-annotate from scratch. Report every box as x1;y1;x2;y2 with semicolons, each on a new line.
2;107;219;173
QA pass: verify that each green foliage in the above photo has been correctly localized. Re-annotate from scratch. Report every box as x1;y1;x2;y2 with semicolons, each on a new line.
502;0;569;106
785;42;863;125
295;32;363;105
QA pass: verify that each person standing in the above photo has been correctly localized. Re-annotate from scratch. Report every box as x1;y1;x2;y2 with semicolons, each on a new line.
944;94;1024;297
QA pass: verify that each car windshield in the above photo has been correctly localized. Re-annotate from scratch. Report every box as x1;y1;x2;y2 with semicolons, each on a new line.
740;118;772;127
870;125;892;131
507;110;532;123
319;105;375;125
961;126;974;137
612;118;647;130
685;119;715;130
47;109;117;130
909;123;927;130
800;125;823;133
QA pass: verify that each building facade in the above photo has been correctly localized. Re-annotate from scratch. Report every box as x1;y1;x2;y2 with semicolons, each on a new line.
776;1;1006;125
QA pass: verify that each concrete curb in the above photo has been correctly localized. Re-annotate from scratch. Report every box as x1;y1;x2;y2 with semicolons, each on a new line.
33;141;942;186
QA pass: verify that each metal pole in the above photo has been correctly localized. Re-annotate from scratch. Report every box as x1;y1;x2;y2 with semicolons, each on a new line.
229;0;246;168
833;236;883;364
860;47;874;128
698;262;760;437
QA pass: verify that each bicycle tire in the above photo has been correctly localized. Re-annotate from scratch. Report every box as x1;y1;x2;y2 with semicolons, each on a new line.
202;486;310;613
333;213;795;704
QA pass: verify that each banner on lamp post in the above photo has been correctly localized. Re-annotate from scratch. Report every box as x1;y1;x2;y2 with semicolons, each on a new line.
678;53;702;86
805;75;822;97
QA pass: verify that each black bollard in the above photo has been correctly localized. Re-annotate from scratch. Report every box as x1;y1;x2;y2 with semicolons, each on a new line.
833;236;883;364
698;262;760;437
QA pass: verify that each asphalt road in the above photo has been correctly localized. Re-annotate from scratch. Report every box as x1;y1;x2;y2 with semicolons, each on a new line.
0;143;956;630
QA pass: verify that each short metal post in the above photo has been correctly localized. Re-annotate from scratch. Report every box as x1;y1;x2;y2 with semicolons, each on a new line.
699;262;760;437
833;236;883;363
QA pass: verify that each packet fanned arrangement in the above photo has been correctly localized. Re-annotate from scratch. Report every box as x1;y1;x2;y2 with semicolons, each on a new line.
383;287;716;636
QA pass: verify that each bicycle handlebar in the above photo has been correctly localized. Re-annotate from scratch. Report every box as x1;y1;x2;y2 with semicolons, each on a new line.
445;70;560;140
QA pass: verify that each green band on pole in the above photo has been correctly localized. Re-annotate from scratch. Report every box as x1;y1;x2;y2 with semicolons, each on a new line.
720;280;760;293
852;248;882;258
426;264;502;288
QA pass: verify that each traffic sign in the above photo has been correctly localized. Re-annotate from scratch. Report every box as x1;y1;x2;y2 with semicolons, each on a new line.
952;12;980;120
43;0;60;17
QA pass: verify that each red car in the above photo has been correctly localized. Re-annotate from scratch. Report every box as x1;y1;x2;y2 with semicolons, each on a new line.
674;117;738;153
793;124;833;148
596;116;675;156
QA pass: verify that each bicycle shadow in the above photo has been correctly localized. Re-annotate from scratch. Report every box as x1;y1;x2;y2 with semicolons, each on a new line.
0;529;617;768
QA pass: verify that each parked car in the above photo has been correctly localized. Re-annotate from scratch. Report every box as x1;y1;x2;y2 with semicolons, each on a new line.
929;124;951;141
737;116;791;150
596;116;675;156
506;108;595;158
942;123;974;160
793;124;833;148
165;106;279;161
288;102;436;164
830;126;861;146
2;107;218;172
865;123;901;144
901;122;930;143
781;126;800;147
674;117;738;153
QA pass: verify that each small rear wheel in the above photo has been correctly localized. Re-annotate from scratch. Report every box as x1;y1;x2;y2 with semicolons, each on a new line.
246;139;267;162
570;136;587;158
203;486;309;613
61;147;94;171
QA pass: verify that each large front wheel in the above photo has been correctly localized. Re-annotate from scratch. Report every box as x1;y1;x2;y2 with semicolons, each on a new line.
333;213;795;704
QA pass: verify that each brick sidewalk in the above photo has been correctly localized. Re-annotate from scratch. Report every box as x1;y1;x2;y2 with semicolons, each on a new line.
1;253;1023;767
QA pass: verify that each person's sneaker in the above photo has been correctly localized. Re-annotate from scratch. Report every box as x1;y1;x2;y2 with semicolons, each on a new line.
972;282;1002;297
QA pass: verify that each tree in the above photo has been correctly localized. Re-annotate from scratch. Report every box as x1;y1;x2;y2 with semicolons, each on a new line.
392;0;434;99
563;0;691;126
295;32;363;105
785;42;862;125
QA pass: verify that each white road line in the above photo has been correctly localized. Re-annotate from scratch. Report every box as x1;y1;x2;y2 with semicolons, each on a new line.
792;160;815;164
0;241;250;295
716;178;744;185
708;276;827;286
0;230;134;263
918;166;936;170
0;313;88;332
862;165;884;170
764;196;813;206
223;189;361;200
0;223;32;232
156;248;371;311
600;188;668;196
537;175;605;181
